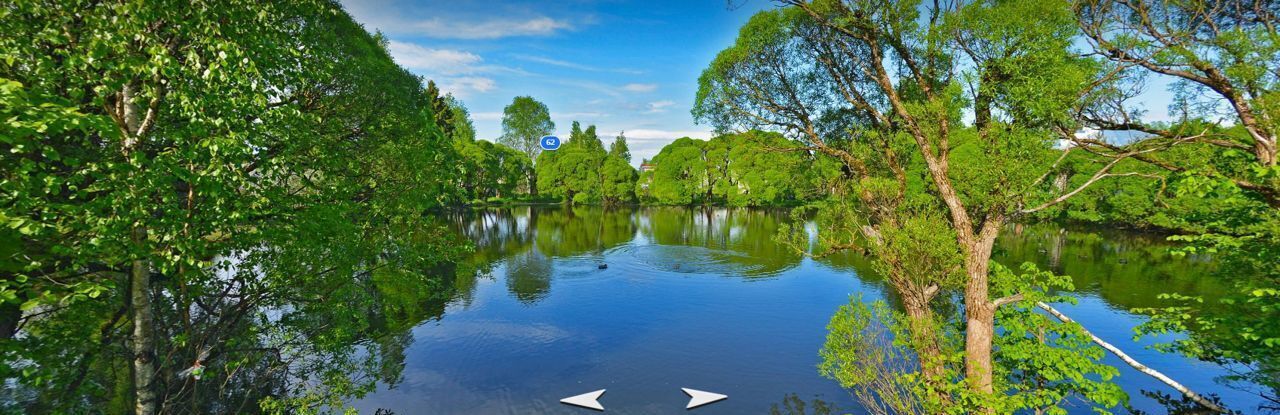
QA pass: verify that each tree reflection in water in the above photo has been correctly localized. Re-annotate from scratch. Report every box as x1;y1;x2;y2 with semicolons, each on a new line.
31;207;1223;414
5;212;474;413
768;393;840;415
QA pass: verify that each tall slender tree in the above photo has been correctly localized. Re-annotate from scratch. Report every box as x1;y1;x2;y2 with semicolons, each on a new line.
499;96;555;162
610;131;632;163
499;96;555;195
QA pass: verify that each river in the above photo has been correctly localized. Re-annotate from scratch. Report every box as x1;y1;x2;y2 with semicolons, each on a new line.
350;206;1264;414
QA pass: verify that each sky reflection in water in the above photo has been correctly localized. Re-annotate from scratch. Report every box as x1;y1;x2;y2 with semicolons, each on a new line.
352;206;1263;414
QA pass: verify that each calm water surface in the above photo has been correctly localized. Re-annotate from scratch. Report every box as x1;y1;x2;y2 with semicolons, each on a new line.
351;206;1263;414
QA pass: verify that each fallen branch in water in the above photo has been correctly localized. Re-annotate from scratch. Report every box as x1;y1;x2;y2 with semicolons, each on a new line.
1035;301;1228;413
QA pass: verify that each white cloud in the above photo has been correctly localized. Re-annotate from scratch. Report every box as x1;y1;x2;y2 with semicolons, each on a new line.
559;112;609;119
343;1;577;40
410;16;573;39
386;41;482;74
622;83;658;93
547;79;622;98
646;100;675;113
517;55;591;70
438;77;497;95
472;112;503;121
512;54;643;75
620;129;712;140
544;80;664;98
607;129;714;166
383;41;506;97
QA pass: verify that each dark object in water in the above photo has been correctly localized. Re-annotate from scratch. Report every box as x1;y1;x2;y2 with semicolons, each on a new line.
598;263;608;270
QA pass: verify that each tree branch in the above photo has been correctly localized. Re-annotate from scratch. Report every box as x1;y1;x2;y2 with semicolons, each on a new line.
992;293;1024;309
1037;301;1228;413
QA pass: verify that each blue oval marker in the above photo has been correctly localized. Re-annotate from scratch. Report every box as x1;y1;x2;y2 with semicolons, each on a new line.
540;135;561;151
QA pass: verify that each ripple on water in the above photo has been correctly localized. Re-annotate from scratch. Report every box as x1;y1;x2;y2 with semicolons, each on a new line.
619;243;793;279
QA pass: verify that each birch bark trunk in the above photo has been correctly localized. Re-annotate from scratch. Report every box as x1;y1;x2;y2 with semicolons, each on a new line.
121;83;158;415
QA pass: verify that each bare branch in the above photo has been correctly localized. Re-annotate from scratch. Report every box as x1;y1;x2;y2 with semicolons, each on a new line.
992;293;1024;309
1037;301;1228;413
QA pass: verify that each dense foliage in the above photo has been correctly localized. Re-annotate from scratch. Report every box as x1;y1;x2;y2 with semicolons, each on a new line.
1057;2;1280;408
535;122;637;205
0;1;477;413
498;96;555;195
609;131;632;163
690;0;1272;413
636;131;836;206
443;97;531;203
696;0;1279;413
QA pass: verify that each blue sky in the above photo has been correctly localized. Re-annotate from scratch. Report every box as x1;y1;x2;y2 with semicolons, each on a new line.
339;0;1189;163
339;0;774;164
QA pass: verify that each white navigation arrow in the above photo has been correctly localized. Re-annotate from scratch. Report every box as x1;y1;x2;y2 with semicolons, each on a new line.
560;389;606;411
681;388;728;409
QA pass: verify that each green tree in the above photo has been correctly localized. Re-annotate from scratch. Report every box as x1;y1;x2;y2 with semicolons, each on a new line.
638;132;825;206
425;80;457;139
600;155;638;204
447;97;529;202
535;121;634;204
485;141;533;200
696;1;1130;412
641;137;710;205
499;96;555;194
1071;0;1280;407
443;94;477;143
610;131;632;163
0;1;467;413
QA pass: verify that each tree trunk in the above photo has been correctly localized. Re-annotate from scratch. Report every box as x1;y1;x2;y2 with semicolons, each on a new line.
902;298;946;394
0;300;21;340
120;83;158;415
1228;95;1277;166
963;299;996;394
130;238;157;415
962;221;1002;397
1256;134;1276;166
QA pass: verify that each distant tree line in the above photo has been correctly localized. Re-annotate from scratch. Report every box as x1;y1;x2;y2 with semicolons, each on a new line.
536;122;637;205
427;87;531;203
636;131;838;206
